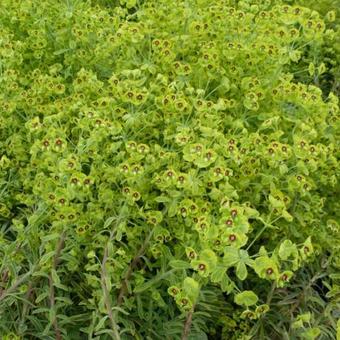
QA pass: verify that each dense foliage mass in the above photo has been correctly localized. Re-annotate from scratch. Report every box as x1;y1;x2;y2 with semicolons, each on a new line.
0;0;339;339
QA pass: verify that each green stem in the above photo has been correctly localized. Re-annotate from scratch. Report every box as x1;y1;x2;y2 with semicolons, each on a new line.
0;268;35;303
246;217;280;251
101;243;121;340
181;306;194;340
246;220;269;251
49;231;66;340
117;228;154;305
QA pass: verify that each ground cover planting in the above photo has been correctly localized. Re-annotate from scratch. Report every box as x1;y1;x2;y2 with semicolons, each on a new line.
0;0;339;339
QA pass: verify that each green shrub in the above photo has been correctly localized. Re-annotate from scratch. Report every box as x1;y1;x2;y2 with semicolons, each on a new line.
0;0;339;339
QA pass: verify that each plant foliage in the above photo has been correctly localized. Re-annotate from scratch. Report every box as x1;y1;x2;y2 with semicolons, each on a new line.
0;0;339;339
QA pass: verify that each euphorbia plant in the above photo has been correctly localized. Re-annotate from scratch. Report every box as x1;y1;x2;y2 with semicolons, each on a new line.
0;0;339;339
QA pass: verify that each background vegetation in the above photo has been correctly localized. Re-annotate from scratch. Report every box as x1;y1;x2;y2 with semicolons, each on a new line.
0;0;339;339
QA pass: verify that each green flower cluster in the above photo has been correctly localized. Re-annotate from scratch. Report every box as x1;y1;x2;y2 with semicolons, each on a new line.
0;0;338;339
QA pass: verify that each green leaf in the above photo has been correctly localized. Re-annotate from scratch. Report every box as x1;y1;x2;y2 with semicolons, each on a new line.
318;62;326;75
298;312;311;323
301;328;321;340
236;262;248;281
269;195;285;209
134;270;175;293
51;269;60;285
234;291;258;307
292;319;303;329
32;307;51;314
279;164;288;175
112;306;130;315
183;277;200;301
244;207;260;218
126;0;137;9
55;296;73;305
220;274;234;293
210;266;226;283
223;247;239;267
104;216;116;229
281;210;293;222
53;48;70;55
308;63;315;76
154;196;171;203
169;260;190;269
278;240;298;260
39;251;55;266
95;316;109;332
239;249;253;266
35;292;49;304
221;77;230;91
255;304;270;315
53;282;70;291
200;249;217;268
41;233;62;243
168;201;178;217
32;271;50;279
